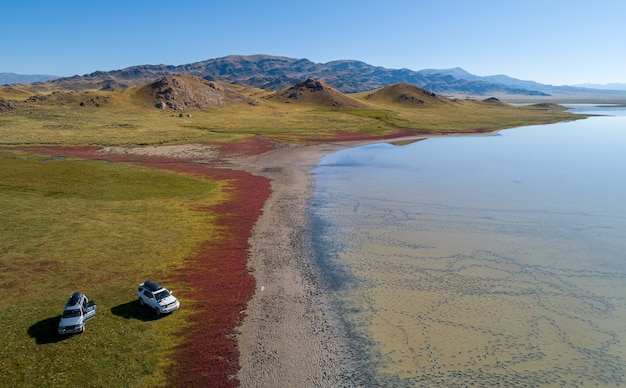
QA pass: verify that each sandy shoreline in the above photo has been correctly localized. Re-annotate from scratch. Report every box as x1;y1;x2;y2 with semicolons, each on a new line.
233;141;381;387
233;136;441;386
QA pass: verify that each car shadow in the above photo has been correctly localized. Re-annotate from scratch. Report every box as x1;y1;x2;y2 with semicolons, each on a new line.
110;300;164;321
28;316;68;344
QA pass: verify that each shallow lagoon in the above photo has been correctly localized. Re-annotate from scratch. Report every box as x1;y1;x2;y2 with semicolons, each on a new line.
310;106;626;386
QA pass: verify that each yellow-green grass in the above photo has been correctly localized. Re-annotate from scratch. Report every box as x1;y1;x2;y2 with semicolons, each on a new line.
0;150;224;386
0;84;583;146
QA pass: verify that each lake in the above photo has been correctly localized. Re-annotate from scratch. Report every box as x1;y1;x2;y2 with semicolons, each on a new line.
310;106;626;386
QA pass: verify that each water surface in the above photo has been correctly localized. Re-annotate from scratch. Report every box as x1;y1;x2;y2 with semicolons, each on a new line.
310;106;626;386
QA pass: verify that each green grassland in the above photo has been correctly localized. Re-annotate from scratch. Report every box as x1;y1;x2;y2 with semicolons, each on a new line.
0;150;224;386
0;79;584;386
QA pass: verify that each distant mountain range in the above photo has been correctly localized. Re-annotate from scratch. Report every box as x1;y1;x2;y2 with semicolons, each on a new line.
0;72;58;85
3;55;626;98
574;83;626;91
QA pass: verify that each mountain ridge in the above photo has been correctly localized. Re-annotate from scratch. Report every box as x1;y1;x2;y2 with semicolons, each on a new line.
6;55;626;100
25;55;551;97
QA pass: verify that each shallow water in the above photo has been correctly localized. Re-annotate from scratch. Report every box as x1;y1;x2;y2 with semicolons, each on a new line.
310;106;626;386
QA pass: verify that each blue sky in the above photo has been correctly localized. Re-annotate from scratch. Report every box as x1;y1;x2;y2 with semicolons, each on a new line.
2;0;624;85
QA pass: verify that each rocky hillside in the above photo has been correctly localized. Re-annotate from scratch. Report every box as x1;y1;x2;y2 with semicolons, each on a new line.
137;75;257;110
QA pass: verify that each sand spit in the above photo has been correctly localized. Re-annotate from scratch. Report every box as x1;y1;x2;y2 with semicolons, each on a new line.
233;142;366;387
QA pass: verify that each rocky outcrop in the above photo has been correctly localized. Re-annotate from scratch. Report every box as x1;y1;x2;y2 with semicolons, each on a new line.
146;75;251;110
79;95;110;107
0;97;16;111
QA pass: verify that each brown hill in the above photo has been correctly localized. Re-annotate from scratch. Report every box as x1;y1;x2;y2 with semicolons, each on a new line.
135;75;258;110
0;85;37;100
522;102;568;110
266;78;367;108
481;97;505;104
355;83;455;107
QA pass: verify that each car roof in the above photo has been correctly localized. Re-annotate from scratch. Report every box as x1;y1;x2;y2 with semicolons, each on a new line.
143;280;163;292
68;291;82;306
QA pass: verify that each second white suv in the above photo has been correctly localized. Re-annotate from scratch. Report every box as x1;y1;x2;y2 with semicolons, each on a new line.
136;280;180;315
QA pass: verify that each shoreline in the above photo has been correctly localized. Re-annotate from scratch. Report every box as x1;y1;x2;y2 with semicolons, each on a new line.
233;135;439;386
233;142;360;387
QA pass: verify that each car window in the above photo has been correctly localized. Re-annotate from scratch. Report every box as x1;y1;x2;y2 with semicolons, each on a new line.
155;290;171;301
143;290;153;298
62;309;81;318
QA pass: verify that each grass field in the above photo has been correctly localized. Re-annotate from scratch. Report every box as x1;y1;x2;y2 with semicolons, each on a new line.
0;150;224;386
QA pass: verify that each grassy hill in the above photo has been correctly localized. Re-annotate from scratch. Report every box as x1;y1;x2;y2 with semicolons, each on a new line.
0;76;582;145
355;83;455;107
266;78;368;109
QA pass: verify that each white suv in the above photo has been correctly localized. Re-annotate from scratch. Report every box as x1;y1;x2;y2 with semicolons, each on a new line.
136;280;180;315
58;292;96;334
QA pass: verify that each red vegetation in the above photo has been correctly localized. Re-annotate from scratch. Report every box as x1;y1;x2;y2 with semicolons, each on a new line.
152;164;270;387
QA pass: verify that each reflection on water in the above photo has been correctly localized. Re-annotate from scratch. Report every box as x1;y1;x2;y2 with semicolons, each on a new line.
311;106;626;386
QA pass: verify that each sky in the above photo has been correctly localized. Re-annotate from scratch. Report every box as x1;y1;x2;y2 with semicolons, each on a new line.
2;0;625;85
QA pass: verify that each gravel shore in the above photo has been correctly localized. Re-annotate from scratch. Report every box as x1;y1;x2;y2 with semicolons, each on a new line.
234;142;361;387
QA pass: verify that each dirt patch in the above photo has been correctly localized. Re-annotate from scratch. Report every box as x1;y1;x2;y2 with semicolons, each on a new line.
97;144;219;161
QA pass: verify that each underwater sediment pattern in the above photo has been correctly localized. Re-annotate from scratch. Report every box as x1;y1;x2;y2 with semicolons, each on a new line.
311;112;626;386
312;194;626;387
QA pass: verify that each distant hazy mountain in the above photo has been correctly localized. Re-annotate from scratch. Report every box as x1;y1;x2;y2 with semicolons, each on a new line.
11;55;625;99
0;72;58;85
574;83;626;91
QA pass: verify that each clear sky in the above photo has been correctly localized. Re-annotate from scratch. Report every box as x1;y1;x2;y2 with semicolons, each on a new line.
2;0;624;85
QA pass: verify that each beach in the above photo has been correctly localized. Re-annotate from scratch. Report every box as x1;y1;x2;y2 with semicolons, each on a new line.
233;142;359;387
233;137;437;387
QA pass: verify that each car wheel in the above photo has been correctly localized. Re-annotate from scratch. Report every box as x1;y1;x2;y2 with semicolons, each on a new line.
139;298;145;307
155;307;161;316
